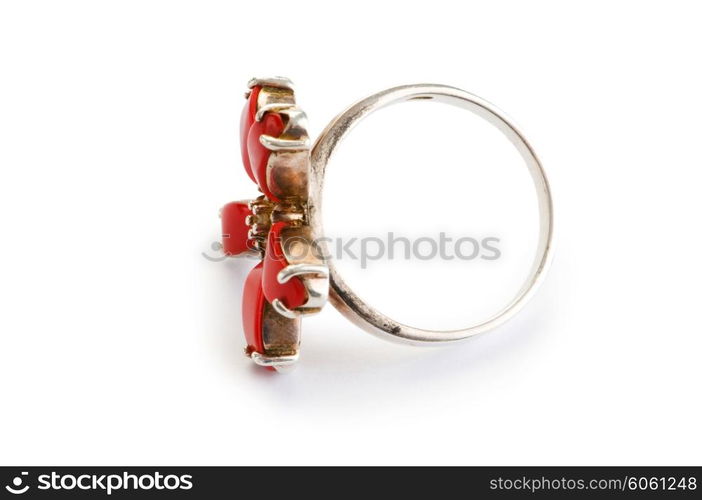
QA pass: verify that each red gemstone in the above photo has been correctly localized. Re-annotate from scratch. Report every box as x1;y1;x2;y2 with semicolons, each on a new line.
242;261;266;353
247;112;285;201
240;86;260;183
262;222;307;310
221;201;254;256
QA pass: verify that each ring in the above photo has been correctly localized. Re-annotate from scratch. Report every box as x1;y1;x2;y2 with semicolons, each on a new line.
220;77;553;371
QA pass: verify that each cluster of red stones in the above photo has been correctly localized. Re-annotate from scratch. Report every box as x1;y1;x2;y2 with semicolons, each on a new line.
221;85;307;357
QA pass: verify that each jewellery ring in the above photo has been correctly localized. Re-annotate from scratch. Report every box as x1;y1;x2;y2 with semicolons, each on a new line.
220;78;553;370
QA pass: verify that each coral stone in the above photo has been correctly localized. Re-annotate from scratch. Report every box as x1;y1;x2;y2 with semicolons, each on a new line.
247;112;285;201
221;201;254;256
240;86;260;183
242;261;266;353
262;222;307;310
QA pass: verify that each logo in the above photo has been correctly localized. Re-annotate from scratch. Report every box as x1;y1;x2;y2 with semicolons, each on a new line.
5;472;29;495
4;471;194;495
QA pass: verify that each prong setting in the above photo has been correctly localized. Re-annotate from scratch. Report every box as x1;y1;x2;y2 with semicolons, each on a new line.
250;351;299;370
255;102;296;122
259;135;310;151
247;76;294;91
278;264;329;284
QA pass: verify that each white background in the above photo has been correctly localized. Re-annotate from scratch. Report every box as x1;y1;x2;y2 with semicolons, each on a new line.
1;1;701;465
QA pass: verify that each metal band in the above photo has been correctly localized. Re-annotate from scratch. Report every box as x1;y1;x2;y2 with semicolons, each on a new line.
309;84;554;345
